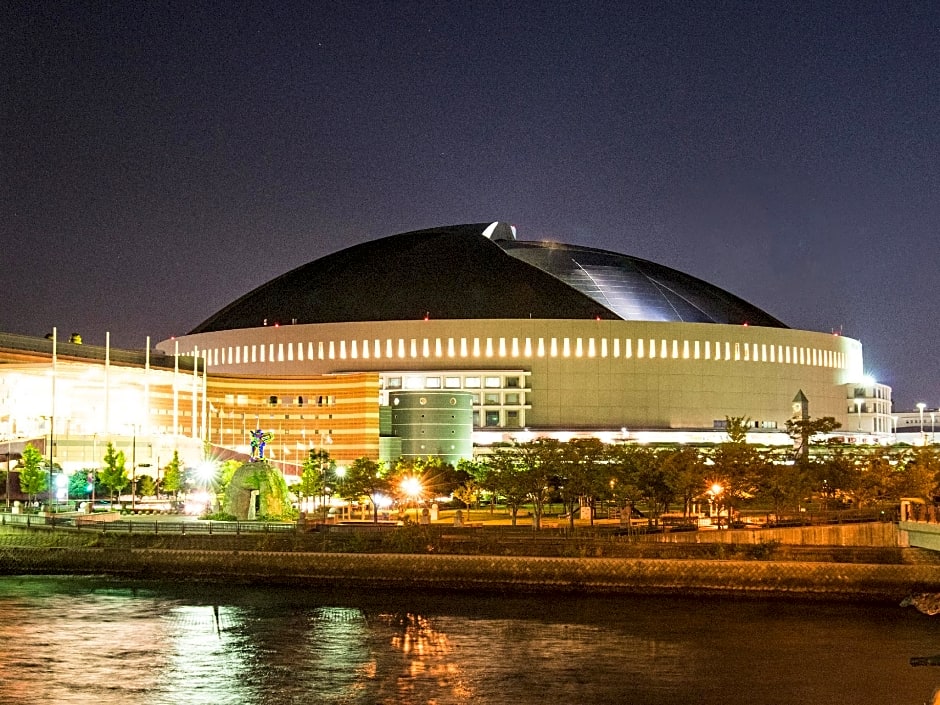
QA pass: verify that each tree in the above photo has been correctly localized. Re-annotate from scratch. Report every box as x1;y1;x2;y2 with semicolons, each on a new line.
757;449;811;518
18;443;46;504
786;416;842;466
606;443;646;527
556;438;606;527
894;447;940;502
481;449;530;526
299;449;335;513
660;446;707;517
161;450;183;499
516;439;560;530
137;475;156;497
99;442;129;502
69;468;98;499
709;417;764;526
452;479;480;509
341;457;391;523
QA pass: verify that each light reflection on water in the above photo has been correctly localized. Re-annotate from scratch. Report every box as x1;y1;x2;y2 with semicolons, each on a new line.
0;575;938;705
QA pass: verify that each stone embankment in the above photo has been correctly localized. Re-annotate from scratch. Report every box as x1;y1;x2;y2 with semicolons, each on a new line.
3;527;940;604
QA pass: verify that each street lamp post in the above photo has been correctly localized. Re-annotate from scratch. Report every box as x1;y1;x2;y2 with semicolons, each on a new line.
131;427;137;513
707;482;724;528
917;402;927;446
5;435;11;510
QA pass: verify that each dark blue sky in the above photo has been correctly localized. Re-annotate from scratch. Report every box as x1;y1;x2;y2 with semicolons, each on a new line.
2;1;938;410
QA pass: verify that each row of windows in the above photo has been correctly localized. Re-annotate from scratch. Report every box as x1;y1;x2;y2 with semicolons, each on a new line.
476;409;524;428
190;337;847;370
384;375;522;390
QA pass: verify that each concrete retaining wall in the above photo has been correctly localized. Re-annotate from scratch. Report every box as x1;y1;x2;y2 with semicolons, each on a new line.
656;522;902;547
4;545;940;604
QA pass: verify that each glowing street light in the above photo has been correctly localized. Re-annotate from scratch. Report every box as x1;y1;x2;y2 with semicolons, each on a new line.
707;482;724;528
400;476;423;521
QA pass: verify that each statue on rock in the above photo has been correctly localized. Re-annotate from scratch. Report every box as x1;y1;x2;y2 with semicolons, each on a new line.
222;460;294;521
249;429;273;461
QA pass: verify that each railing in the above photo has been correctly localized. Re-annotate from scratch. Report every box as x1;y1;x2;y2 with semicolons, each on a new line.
900;500;940;524
0;512;296;535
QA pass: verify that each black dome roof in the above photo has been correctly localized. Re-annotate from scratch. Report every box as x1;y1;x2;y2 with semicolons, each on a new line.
190;222;787;333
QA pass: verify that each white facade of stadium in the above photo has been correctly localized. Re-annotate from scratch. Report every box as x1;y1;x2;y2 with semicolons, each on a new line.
160;318;892;445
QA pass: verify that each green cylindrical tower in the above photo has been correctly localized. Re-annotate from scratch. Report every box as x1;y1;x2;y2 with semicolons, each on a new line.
389;391;473;465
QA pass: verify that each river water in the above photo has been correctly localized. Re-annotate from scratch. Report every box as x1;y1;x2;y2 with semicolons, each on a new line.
1;575;939;705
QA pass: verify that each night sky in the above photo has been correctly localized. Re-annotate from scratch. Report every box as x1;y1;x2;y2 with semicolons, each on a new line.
2;2;938;411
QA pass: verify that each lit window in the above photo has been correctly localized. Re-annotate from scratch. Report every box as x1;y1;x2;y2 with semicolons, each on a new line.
485;338;494;357
405;376;422;390
484;376;500;388
499;338;507;356
505;393;520;405
485;393;500;405
465;377;481;388
444;376;460;388
425;377;441;388
484;411;500;427
387;377;402;389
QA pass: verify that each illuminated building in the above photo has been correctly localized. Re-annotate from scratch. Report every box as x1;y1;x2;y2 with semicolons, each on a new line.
157;222;894;447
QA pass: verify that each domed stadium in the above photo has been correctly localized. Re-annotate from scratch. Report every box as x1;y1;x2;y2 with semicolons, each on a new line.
161;222;891;447
192;222;786;332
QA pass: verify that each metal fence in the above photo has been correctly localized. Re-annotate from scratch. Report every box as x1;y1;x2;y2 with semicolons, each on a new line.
0;511;296;535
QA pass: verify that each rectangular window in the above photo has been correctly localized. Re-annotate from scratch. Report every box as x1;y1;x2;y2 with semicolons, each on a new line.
506;376;520;388
506;410;520;427
444;376;461;389
425;377;442;388
505;393;520;405
484;392;500;405
484;376;501;388
484;410;500;427
470;393;480;404
387;377;402;389
465;376;481;388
